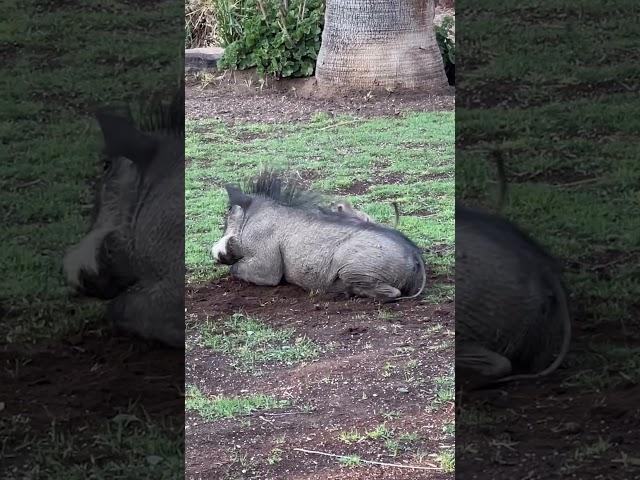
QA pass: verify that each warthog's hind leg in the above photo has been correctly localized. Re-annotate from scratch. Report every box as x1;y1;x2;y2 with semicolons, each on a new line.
350;282;402;302
107;283;184;348
456;344;512;389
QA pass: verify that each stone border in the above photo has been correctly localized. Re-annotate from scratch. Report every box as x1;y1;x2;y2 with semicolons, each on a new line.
185;47;224;74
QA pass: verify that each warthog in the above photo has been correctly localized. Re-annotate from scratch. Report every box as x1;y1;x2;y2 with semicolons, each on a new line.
456;205;571;389
62;89;184;347
211;172;427;301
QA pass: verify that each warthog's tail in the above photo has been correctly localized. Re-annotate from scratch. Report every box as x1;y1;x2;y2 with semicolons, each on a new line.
494;270;572;384
492;150;508;214
396;252;427;301
391;201;400;228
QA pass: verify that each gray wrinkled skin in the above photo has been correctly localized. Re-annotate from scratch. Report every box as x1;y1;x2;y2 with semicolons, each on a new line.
211;173;426;302
456;206;571;389
62;92;184;348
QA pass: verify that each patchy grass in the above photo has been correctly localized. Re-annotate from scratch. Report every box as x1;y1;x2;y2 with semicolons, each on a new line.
431;375;455;410
185;385;288;420
337;425;422;459
437;449;455;473
185;112;455;294
2;412;183;480
339;455;363;467
200;313;319;372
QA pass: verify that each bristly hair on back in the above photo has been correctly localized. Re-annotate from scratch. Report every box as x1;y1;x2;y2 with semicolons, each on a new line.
134;78;184;137
243;170;326;210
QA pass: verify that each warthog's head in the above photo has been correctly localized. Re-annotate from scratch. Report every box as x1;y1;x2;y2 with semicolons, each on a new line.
329;200;372;223
210;171;327;265
63;90;184;298
211;185;252;265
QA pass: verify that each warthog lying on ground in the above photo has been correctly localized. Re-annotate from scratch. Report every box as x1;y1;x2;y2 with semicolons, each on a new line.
211;172;426;301
456;205;571;389
62;89;184;348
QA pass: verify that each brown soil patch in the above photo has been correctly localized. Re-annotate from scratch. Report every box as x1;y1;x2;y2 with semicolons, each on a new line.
186;278;455;479
186;75;454;125
1;332;184;471
457;379;640;478
1;334;183;427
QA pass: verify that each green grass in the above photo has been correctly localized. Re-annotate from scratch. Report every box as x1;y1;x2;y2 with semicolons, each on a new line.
2;0;183;344
456;1;640;331
185;112;455;297
430;375;455;410
337;425;421;458
339;455;363;467
185;385;288;420
437;449;455;473
201;313;319;372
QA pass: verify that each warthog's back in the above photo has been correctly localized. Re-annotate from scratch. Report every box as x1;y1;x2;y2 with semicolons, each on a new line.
276;209;423;296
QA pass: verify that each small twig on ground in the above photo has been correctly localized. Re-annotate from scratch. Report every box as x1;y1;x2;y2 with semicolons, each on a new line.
554;177;600;188
316;120;360;131
292;448;441;470
14;179;43;190
261;411;309;416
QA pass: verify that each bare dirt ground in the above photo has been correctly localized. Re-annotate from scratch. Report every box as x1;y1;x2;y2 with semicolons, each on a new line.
1;331;184;473
457;324;640;479
186;74;454;124
1;334;184;427
186;279;454;480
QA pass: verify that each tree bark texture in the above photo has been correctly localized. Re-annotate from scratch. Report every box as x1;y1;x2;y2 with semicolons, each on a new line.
315;0;447;90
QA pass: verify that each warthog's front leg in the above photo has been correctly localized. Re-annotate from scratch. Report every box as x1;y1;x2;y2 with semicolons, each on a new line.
107;281;184;348
230;254;283;286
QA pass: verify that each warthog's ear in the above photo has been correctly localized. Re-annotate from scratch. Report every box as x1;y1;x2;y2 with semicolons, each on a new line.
225;184;251;209
95;111;158;168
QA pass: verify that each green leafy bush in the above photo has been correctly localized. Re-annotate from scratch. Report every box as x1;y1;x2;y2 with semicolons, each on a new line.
218;0;324;79
435;15;455;67
435;15;455;85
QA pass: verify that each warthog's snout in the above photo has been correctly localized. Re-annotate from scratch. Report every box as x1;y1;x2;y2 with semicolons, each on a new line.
210;235;228;263
62;229;107;290
211;235;241;265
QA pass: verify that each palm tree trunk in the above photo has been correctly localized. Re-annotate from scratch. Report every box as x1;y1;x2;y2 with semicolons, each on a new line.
315;0;447;90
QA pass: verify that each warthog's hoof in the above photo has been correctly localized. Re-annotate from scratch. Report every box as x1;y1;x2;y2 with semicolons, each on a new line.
76;269;125;300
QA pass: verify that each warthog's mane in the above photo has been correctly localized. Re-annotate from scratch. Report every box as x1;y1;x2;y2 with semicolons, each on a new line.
134;82;184;138
243;170;326;210
242;171;423;252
